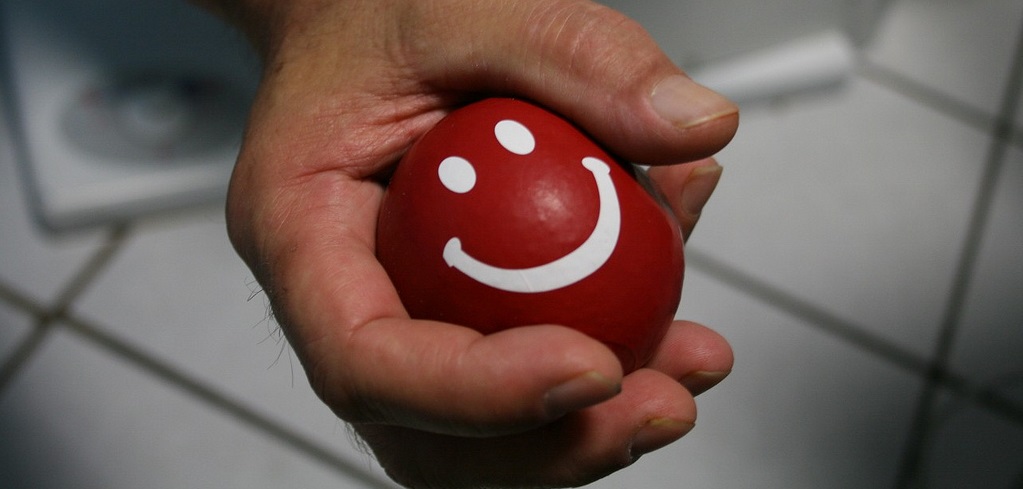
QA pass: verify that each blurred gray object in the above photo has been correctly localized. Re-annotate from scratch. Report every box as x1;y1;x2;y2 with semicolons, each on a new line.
600;0;890;65
600;0;893;104
0;0;260;232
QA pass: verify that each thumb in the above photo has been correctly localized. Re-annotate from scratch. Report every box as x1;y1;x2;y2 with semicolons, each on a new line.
405;0;739;165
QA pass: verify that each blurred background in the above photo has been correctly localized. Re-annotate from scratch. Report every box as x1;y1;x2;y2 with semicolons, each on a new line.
1;0;1021;487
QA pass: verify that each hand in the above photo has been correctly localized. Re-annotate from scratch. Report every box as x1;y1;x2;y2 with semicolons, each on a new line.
205;0;738;487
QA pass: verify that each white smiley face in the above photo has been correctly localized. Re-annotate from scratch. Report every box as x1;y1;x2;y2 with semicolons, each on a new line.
436;119;622;293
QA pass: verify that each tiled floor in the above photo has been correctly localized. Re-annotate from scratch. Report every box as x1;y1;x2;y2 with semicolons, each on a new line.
2;0;1022;488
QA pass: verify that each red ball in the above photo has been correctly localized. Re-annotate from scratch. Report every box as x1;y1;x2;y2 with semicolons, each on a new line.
376;98;683;372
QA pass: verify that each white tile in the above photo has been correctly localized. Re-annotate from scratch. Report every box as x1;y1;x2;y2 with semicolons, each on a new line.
71;210;390;476
588;267;922;489
865;0;1023;117
0;89;107;302
949;145;1023;384
0;301;33;363
916;385;1023;489
0;329;382;488
688;77;989;358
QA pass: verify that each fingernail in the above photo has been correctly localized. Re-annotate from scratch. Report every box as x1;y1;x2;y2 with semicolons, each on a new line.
680;370;730;396
651;75;738;129
630;418;694;460
544;371;621;418
680;163;723;219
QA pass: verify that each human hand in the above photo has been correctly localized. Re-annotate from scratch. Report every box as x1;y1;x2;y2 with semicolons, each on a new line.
202;0;738;487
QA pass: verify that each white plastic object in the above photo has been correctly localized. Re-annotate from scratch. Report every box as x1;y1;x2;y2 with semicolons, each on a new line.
691;30;856;106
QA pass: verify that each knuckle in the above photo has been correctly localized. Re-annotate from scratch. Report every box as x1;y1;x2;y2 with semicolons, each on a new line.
301;344;382;424
528;2;662;81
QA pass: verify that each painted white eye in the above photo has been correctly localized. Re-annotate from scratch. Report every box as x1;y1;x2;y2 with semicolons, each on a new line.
438;156;476;193
495;120;535;155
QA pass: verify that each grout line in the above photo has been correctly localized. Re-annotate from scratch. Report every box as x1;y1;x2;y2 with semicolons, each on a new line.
50;225;131;313
856;58;998;135
894;12;1023;489
0;281;50;395
686;248;1023;426
0;278;50;319
5;223;390;486
857;57;1023;152
966;383;1023;425
0;323;53;395
687;249;930;374
0;225;130;397
58;312;395;489
861;51;1022;151
0;225;130;318
4;224;394;487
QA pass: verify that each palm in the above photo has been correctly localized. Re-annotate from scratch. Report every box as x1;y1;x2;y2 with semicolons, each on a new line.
216;1;738;487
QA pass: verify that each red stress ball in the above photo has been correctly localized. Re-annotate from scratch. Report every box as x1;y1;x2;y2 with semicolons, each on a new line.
376;98;684;372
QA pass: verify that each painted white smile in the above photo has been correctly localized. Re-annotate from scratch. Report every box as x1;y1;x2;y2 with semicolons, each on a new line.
437;119;621;293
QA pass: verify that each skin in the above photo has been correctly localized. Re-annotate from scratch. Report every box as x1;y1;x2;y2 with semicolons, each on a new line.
192;0;738;487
